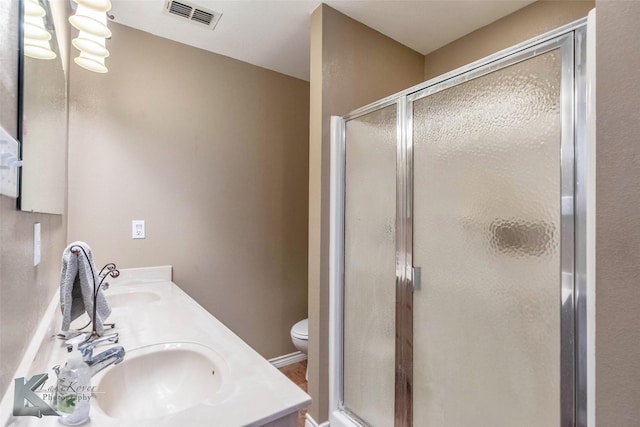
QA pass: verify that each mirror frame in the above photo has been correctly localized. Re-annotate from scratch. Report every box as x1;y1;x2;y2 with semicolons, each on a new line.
16;0;24;210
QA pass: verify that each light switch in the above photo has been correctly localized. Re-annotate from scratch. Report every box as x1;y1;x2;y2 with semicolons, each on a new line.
34;223;41;266
132;220;145;239
0;126;23;198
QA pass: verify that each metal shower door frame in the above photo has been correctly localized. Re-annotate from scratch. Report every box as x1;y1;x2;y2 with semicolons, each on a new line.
329;18;589;427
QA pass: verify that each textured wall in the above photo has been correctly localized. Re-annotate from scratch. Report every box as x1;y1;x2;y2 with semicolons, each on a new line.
308;5;425;421
0;0;67;397
595;1;640;425
67;23;309;360
424;0;594;80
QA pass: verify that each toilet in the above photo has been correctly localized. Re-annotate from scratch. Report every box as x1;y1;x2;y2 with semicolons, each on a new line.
290;318;308;354
290;318;308;379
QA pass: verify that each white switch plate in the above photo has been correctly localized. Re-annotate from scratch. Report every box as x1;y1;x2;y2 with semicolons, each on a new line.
0;126;22;198
34;223;41;266
132;220;145;239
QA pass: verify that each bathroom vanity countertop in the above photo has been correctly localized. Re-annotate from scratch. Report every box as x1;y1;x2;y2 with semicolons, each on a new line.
0;266;310;427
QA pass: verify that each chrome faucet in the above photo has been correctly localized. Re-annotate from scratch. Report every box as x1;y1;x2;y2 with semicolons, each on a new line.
77;334;125;377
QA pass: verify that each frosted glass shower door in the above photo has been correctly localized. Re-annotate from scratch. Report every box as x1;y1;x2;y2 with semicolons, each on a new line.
342;104;397;427
412;47;567;426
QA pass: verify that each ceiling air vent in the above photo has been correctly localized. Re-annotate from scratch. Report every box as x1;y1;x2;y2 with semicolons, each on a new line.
163;0;222;30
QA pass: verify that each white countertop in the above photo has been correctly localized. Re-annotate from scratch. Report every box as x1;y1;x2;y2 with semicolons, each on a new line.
0;266;310;427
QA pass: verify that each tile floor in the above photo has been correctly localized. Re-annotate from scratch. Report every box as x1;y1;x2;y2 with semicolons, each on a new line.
278;360;308;427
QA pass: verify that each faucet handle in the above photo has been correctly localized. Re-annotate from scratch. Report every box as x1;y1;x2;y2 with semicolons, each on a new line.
78;333;119;352
65;333;89;353
74;333;118;362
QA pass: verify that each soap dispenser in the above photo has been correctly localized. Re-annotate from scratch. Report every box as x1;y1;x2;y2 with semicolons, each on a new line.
56;345;91;425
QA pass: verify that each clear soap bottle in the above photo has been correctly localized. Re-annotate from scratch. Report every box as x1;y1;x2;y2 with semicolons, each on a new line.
57;348;91;425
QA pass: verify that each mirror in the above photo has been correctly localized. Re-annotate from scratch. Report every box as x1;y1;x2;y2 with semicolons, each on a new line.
19;0;67;214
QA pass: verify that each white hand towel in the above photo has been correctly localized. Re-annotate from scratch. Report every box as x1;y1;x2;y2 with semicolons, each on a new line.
60;241;112;334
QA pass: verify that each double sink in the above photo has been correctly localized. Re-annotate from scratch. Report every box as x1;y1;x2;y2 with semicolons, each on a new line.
1;266;310;427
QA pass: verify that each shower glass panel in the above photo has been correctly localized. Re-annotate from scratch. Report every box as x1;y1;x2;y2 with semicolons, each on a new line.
343;104;397;427
412;50;563;426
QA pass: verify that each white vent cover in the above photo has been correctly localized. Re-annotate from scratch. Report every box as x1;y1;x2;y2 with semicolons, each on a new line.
163;0;222;30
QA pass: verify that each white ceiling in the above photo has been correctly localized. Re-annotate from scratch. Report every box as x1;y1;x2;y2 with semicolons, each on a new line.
108;0;536;81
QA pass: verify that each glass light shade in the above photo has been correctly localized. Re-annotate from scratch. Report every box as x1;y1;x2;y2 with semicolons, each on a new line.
72;32;109;57
74;0;112;12
69;5;112;38
25;38;56;60
23;16;51;40
24;0;46;18
74;51;108;73
24;23;51;41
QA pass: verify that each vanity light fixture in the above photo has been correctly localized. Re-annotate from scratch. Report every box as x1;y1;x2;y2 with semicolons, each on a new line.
69;0;112;73
23;0;56;60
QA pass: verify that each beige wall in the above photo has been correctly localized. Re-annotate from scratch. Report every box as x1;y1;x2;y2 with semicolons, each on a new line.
424;0;595;80
308;5;425;421
67;23;309;360
0;1;67;395
596;1;640;425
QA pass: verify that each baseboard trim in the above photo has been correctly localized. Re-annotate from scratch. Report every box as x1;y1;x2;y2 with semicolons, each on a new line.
305;413;330;427
268;351;307;368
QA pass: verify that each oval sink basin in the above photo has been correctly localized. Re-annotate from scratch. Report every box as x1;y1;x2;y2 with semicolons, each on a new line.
107;291;161;308
93;342;226;420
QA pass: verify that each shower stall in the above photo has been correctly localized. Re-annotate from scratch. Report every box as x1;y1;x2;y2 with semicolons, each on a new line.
329;17;594;427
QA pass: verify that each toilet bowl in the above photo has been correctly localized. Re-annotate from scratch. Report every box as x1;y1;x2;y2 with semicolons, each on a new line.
290;319;308;380
290;318;308;354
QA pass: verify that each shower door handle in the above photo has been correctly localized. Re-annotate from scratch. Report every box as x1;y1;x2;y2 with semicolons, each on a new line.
412;267;421;291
